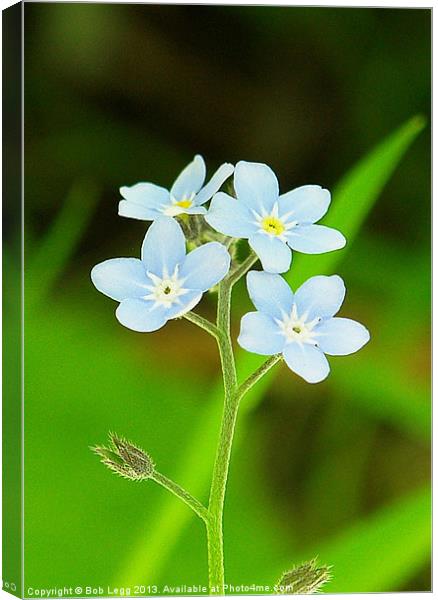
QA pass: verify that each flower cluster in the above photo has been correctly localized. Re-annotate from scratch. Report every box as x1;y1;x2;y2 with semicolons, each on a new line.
92;155;369;382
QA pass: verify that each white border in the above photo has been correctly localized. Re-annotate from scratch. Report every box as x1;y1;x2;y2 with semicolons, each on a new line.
0;1;432;599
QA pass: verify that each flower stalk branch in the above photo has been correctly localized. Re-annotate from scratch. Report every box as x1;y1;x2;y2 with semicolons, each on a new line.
183;311;221;340
228;251;258;286
237;354;283;400
151;471;209;523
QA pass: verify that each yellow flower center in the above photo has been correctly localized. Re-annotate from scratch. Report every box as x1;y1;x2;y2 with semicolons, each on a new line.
261;216;285;236
175;199;192;209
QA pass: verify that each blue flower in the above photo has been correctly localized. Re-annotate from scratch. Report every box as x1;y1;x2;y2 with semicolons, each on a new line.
205;161;346;274
119;155;234;220
238;271;370;383
91;217;231;332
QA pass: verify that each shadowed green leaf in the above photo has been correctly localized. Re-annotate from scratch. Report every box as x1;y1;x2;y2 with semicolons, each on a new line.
332;356;430;441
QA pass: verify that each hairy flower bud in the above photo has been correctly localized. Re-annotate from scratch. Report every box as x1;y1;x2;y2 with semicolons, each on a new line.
276;558;331;594
92;432;155;481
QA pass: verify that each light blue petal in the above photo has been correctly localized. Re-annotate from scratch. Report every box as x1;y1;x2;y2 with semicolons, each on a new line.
166;290;203;318
120;183;170;210
249;233;292;273
116;299;169;332
286;224;346;254
118;200;162;221
183;206;207;215
205;192;257;238
246;271;294;320
234;161;279;214
283;343;330;383
278;185;330;224
238;312;285;355
194;163;234;205
295;275;345;321
170;155;206;200
91;258;148;301
314;317;370;356
141;217;186;277
180;242;230;291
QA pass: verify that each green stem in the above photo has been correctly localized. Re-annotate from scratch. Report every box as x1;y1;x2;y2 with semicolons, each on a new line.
237;354;282;400
183;251;276;595
151;471;209;523
205;250;266;594
206;278;238;594
184;312;221;340
216;281;237;391
228;251;258;286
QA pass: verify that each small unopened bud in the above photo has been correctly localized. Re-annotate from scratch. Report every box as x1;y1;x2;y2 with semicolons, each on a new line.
92;432;154;482
276;558;331;594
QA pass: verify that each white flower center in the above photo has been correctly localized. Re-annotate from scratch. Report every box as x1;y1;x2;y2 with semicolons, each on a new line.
143;267;188;309
253;202;298;241
162;193;195;217
276;304;321;345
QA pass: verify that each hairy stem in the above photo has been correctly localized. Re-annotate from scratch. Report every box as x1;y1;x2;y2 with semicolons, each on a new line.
237;354;282;400
216;281;238;391
228;251;258;286
151;471;209;523
184;311;221;340
183;250;277;594
206;278;238;594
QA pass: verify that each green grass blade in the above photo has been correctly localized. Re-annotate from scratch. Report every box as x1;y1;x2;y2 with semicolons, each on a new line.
27;177;100;306
307;485;431;592
289;115;426;286
114;117;425;585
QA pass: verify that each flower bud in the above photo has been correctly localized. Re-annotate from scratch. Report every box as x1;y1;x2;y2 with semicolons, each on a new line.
276;558;331;594
92;432;155;481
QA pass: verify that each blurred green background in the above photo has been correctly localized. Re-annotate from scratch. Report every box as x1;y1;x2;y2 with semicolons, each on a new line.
15;3;432;595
